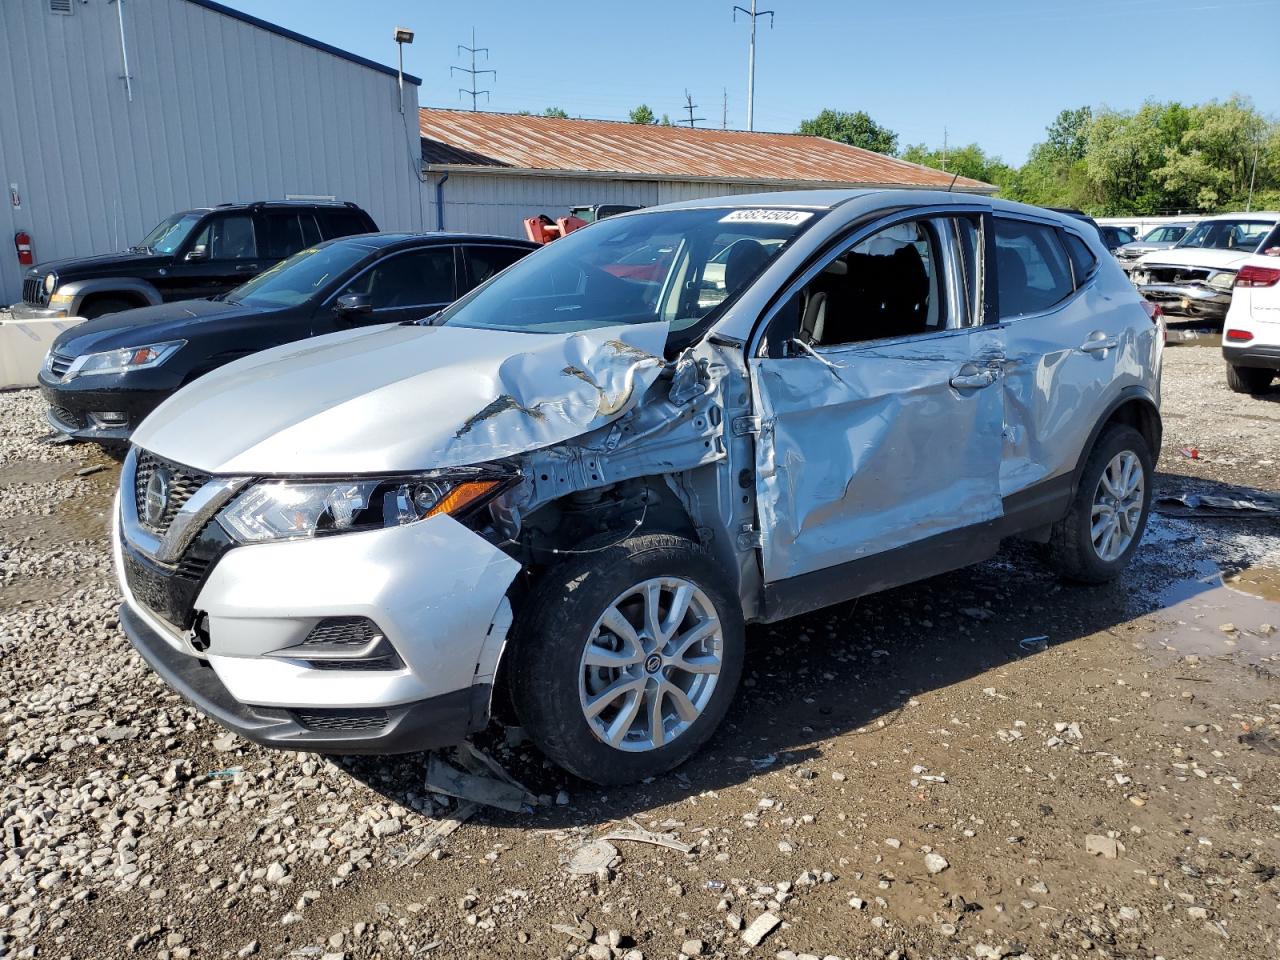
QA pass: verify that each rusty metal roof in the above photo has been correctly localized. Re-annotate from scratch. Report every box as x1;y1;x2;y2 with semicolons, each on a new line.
419;109;994;192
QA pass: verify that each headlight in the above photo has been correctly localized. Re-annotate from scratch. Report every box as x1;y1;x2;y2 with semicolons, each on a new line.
48;291;75;307
219;472;511;543
66;340;185;379
43;272;58;295
1208;272;1235;291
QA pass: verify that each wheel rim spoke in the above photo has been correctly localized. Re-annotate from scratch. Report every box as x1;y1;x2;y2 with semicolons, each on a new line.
584;677;644;719
664;682;700;723
660;583;693;644
604;688;644;746
648;683;667;748
642;582;663;644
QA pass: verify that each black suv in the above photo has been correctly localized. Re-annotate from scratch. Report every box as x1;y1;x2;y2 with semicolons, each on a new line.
12;200;378;321
40;232;536;442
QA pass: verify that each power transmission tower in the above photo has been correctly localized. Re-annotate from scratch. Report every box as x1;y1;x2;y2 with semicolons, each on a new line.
683;90;705;128
732;0;774;131
451;27;495;111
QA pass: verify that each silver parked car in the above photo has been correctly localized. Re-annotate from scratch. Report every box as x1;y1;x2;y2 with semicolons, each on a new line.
1114;221;1195;272
113;191;1164;785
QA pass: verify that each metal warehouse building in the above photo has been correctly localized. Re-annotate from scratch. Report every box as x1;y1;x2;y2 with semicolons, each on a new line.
0;0;425;304
419;109;995;237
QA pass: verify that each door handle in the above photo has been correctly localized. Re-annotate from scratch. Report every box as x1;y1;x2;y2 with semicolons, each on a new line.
234;263;259;272
1080;333;1118;353
949;368;997;390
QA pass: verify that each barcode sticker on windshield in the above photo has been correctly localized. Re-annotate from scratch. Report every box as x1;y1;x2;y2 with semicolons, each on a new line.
719;209;814;225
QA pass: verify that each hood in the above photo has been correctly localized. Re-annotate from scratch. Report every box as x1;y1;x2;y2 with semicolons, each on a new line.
52;298;266;356
131;320;670;475
1134;247;1254;270
29;250;169;280
1117;241;1172;257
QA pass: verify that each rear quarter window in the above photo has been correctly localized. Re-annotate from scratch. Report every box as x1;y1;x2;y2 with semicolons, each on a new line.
320;211;374;240
1062;231;1099;288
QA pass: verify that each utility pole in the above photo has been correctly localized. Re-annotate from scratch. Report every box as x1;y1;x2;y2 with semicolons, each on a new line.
1246;141;1260;212
683;90;705;128
942;127;948;169
451;27;495;111
722;87;728;129
732;1;774;132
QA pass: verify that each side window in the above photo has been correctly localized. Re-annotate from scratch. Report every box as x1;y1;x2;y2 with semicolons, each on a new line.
321;211;371;240
793;219;949;349
463;245;529;291
343;248;456;309
994;218;1074;319
1062;231;1098;289
262;213;305;260
208;215;258;260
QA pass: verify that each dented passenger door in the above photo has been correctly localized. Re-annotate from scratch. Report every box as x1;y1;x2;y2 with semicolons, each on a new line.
748;211;1007;588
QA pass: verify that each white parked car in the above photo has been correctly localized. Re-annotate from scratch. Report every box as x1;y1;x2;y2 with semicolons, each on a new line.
1131;213;1280;322
111;191;1164;784
1222;227;1280;393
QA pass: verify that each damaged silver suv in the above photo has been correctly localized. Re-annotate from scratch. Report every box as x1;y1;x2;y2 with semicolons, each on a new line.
113;191;1163;785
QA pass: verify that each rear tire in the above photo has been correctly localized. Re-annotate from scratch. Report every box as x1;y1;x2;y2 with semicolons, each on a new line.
1225;363;1274;394
79;298;135;320
1046;425;1153;584
509;533;744;785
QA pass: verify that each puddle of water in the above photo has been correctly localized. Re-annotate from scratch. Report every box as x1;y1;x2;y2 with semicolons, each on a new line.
1225;565;1280;602
0;461;79;486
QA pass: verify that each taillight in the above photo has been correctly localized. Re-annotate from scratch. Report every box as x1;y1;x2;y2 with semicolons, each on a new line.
1235;264;1280;287
1225;329;1254;343
1140;299;1161;323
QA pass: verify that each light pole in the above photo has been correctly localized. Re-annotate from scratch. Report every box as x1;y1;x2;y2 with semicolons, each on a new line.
733;1;774;131
394;26;415;115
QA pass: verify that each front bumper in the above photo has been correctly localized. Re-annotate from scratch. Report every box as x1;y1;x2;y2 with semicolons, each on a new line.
39;377;168;442
120;602;477;753
10;302;69;321
113;479;523;754
1223;342;1280;371
1136;283;1232;320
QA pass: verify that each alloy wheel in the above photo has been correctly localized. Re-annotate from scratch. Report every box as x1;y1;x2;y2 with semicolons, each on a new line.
577;576;723;752
1090;450;1145;562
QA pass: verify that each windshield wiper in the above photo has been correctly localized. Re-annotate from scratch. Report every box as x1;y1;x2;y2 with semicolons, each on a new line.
407;309;444;327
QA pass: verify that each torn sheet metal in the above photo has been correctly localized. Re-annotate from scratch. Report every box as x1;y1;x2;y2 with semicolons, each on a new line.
130;321;669;474
750;330;1005;583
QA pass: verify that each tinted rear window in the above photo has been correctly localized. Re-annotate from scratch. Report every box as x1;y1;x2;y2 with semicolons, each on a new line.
1062;232;1098;288
320;211;373;240
995;219;1075;319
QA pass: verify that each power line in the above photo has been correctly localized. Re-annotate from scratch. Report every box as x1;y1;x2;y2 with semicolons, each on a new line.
732;0;774;131
451;27;495;111
683;90;705;128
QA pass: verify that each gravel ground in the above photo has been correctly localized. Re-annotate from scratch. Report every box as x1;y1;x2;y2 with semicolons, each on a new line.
1;344;1278;960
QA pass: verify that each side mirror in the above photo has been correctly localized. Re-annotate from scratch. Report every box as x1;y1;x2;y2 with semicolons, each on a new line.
335;293;372;316
184;244;209;262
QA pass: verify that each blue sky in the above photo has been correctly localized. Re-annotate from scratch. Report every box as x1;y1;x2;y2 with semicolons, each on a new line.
223;0;1280;164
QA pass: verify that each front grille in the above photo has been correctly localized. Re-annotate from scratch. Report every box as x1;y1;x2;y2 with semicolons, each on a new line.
1145;265;1211;284
307;657;402;671
49;404;85;429
302;617;381;648
294;709;389;732
122;547;199;630
47;352;74;379
22;276;45;305
134;451;212;535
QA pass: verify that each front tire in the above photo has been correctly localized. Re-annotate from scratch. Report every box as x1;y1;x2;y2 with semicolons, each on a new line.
509;533;744;785
1046;425;1153;584
1225;363;1274;394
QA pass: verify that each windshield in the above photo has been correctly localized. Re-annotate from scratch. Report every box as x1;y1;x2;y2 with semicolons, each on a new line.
227;243;370;308
1176;219;1274;252
1142;225;1186;243
136;213;204;254
439;207;817;337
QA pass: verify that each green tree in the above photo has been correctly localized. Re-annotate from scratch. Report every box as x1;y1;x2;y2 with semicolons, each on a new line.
659;113;674;126
629;104;657;124
1043;106;1093;163
900;142;1015;191
798;109;898;155
543;107;570;119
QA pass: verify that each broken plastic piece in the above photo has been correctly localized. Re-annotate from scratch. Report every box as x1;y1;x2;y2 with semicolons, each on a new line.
1018;635;1049;653
1179;446;1200;460
425;754;538;813
1154;493;1280;518
564;839;618;876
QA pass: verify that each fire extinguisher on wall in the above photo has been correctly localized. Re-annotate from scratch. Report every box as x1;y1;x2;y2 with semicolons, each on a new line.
14;232;34;266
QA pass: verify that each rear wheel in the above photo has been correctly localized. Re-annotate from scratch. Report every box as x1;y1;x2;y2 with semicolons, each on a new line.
1046;425;1153;583
509;533;744;785
79;298;135;320
1225;363;1275;394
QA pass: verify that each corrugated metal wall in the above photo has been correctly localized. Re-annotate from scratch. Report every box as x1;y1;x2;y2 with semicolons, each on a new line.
428;173;803;238
0;0;425;303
